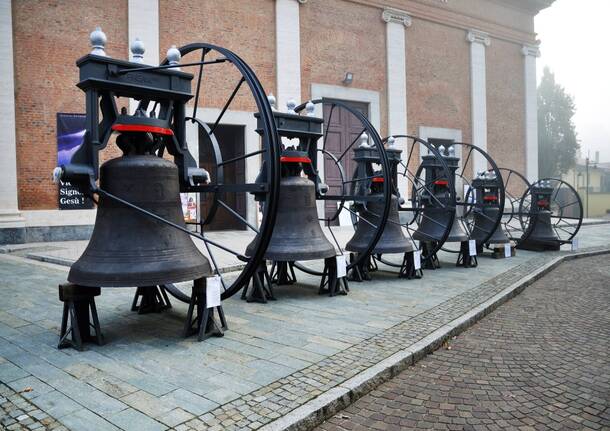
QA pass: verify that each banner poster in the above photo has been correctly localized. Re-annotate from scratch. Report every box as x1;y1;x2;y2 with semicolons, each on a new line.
57;113;94;210
181;193;198;223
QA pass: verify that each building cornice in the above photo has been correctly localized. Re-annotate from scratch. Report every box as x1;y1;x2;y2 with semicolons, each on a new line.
492;0;554;14
348;0;538;45
382;7;412;26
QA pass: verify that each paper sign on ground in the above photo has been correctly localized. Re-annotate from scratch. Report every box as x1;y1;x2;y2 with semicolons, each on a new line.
413;250;421;270
336;255;347;278
206;276;221;308
469;240;477;256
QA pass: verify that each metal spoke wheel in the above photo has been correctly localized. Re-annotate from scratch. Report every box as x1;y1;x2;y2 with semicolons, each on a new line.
437;142;504;253
289;99;392;275
148;43;280;300
519;177;583;245
374;135;455;268
493;168;532;244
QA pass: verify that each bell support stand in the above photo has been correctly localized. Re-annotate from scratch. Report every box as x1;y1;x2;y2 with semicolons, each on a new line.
348;135;454;279
429;142;505;268
516;178;583;251
241;99;390;300
53;34;281;346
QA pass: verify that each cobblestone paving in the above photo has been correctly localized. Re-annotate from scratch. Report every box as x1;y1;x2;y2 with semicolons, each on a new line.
0;382;64;430
316;254;610;431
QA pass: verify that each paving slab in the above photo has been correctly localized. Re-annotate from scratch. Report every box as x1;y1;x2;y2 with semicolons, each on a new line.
0;223;608;430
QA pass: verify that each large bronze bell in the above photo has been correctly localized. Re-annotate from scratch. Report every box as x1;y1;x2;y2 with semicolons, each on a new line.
517;182;560;251
69;154;212;287
246;155;335;262
346;187;412;255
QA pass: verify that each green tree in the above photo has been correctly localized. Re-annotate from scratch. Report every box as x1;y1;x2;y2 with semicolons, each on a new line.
537;67;579;178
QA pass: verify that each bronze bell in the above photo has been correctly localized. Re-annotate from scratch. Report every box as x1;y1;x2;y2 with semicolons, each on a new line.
470;174;508;245
346;184;413;255
68;154;212;287
517;182;560;251
445;213;470;242
477;210;510;244
246;153;335;262
413;154;455;243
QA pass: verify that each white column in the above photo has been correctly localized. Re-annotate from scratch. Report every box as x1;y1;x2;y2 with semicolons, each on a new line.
0;0;23;227
128;0;159;65
275;0;302;108
383;8;410;137
522;44;540;182
383;8;411;198
128;0;159;114
467;30;490;174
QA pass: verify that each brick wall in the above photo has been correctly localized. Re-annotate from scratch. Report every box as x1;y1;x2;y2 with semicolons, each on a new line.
159;0;276;112
10;0;538;212
406;16;471;163
13;0;128;210
300;0;388;134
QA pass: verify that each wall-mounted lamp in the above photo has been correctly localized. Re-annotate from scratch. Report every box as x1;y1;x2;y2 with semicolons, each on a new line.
342;72;353;85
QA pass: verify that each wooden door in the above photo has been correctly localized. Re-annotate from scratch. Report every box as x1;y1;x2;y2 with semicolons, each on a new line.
322;99;369;223
199;124;247;230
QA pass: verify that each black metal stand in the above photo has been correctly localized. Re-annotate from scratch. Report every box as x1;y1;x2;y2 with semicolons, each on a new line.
319;257;349;296
421;242;441;269
241;262;276;303
347;253;372;282
398;251;423;279
456;241;478;268
270;261;297;285
58;284;103;351
184;278;227;341
131;285;171;314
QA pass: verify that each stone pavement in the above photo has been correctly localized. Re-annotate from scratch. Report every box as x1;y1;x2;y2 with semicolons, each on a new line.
316;254;610;431
0;223;608;430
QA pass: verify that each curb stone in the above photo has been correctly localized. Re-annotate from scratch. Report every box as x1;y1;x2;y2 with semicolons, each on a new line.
259;247;610;431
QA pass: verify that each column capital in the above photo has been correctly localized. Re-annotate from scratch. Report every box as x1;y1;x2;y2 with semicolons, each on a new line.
466;29;490;46
521;44;541;57
382;8;412;27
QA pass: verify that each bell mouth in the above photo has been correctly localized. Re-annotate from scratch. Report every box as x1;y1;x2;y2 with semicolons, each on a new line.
68;257;213;288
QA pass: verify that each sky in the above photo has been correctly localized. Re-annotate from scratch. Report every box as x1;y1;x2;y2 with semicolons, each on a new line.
535;0;610;163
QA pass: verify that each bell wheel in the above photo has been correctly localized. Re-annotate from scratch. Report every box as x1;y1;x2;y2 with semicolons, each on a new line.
289;99;393;274
520;177;583;245
494;168;532;244
380;135;456;266
152;43;281;300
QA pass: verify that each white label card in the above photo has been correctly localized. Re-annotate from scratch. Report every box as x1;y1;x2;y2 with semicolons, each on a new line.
504;243;512;258
336;255;347;278
571;238;579;251
206;276;222;308
468;240;477;256
413;250;421;270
